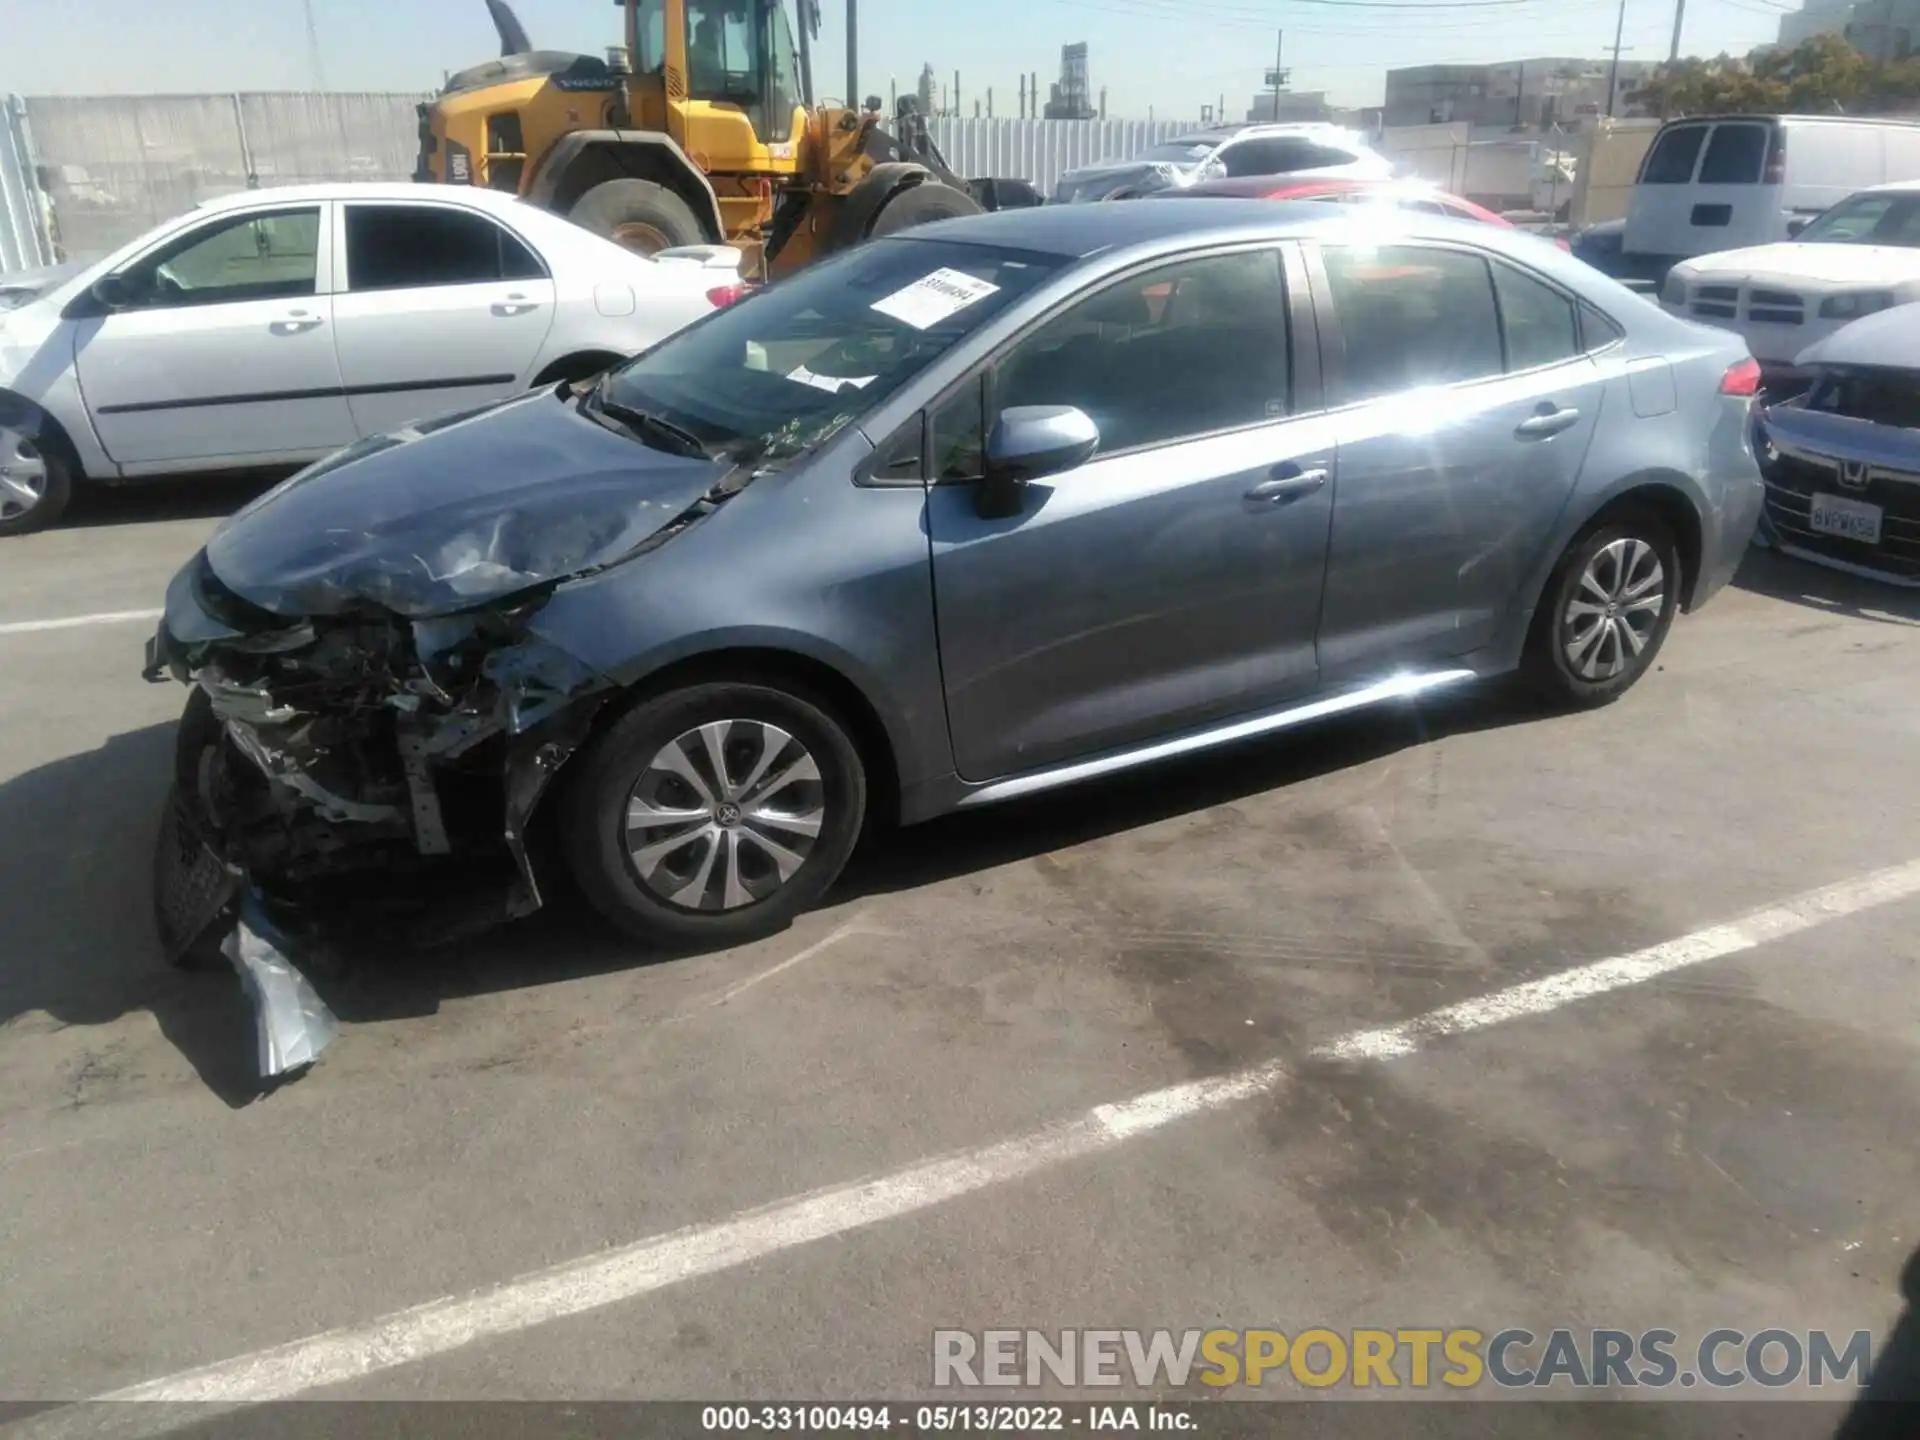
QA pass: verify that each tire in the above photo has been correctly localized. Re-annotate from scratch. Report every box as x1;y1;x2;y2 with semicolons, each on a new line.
865;180;983;239
0;414;74;537
156;690;240;971
568;178;707;255
1522;508;1682;710
559;681;868;951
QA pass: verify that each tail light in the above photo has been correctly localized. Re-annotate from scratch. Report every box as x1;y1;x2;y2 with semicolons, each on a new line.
1720;357;1763;397
1554;236;1572;253
706;283;751;308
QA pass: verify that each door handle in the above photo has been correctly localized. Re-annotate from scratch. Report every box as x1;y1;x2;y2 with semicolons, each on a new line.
492;293;540;316
1244;466;1329;506
1516;406;1581;439
271;310;324;334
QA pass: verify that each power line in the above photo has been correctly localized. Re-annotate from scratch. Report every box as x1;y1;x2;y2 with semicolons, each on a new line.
1039;0;1603;30
302;0;329;90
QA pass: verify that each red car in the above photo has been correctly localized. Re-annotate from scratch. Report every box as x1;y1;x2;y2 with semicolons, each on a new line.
1153;176;1572;250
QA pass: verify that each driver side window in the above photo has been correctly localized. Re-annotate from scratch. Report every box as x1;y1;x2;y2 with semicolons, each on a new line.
120;207;321;310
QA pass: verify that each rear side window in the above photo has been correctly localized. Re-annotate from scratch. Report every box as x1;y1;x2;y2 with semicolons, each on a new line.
346;205;547;291
1698;123;1769;184
1579;301;1626;351
1224;138;1354;178
1491;262;1579;371
1642;125;1707;184
1322;244;1503;402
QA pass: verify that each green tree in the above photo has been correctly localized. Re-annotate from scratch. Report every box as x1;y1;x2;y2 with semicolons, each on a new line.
1629;33;1896;116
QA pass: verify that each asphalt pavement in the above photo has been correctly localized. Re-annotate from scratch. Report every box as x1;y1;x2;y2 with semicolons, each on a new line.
1;477;1918;1440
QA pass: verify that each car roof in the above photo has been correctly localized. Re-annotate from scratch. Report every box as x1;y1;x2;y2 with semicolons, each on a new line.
1654;113;1920;129
1163;122;1352;143
1175;176;1434;200
192;181;529;214
901;197;1507;261
1859;178;1920;196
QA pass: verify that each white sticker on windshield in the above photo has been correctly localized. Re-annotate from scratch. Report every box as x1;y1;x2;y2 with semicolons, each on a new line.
870;268;1000;330
785;363;878;394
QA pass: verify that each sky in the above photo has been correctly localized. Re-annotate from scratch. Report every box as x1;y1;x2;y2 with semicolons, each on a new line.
2;0;1796;117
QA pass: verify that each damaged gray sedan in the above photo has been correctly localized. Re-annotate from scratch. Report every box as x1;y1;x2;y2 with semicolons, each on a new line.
148;202;1761;1052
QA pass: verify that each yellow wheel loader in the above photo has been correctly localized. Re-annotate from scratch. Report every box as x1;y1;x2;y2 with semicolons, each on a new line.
415;0;1040;278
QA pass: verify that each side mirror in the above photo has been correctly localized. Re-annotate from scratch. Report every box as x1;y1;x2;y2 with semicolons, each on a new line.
1786;217;1810;238
88;273;133;311
974;406;1099;519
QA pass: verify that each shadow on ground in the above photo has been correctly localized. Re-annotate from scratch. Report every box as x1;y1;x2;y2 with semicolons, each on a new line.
1734;546;1920;627
60;472;282;530
0;684;1533;1105
1835;1243;1920;1438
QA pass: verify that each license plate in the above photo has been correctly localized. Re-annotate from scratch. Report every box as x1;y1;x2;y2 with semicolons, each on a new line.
1809;492;1883;544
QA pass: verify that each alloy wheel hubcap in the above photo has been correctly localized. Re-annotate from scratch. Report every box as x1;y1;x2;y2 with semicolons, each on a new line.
623;719;826;912
0;427;49;523
1564;537;1665;681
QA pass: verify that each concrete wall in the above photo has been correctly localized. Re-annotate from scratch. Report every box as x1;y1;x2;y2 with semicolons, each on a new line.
1567;117;1660;228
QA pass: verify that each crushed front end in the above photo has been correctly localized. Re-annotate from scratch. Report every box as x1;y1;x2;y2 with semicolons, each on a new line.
144;550;618;1075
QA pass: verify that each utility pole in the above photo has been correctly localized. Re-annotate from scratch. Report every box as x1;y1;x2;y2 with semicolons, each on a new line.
954;70;961;116
1018;74;1026;118
847;0;859;108
1270;29;1284;122
1605;0;1627;118
1668;0;1686;62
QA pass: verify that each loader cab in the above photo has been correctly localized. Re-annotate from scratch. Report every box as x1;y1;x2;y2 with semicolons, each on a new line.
630;0;807;167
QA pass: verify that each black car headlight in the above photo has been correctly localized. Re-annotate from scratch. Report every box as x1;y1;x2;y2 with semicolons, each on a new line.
1819;290;1895;321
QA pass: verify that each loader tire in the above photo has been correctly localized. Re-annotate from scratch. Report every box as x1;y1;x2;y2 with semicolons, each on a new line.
866;180;983;238
569;179;706;255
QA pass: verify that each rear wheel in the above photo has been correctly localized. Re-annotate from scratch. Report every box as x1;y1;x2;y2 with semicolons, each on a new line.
866;180;983;238
1523;509;1681;709
559;682;867;951
0;419;73;537
568;178;706;255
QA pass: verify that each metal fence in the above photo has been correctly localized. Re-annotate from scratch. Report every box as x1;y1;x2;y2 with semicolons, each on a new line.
16;91;425;262
1;98;56;272
925;117;1190;195
1;93;1627;275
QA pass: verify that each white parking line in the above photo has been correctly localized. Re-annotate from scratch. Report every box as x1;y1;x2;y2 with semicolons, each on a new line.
14;856;1920;1435
0;608;162;638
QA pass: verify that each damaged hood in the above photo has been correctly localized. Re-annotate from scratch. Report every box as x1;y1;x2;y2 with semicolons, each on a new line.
205;386;730;619
1795;300;1920;371
1054;159;1201;203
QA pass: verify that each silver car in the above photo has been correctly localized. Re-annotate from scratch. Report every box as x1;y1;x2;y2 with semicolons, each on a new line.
1757;299;1920;585
1053;124;1392;203
149;201;1765;966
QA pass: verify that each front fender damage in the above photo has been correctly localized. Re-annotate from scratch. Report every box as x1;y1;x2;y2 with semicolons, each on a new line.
148;589;618;1081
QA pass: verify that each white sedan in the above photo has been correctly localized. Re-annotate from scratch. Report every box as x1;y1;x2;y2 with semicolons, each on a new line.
0;182;742;534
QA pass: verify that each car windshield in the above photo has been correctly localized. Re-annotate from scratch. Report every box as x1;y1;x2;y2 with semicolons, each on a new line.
1796;193;1920;246
598;237;1066;463
1140;139;1222;163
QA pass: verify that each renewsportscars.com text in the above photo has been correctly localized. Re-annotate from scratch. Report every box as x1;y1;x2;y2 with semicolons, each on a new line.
932;1327;1873;1391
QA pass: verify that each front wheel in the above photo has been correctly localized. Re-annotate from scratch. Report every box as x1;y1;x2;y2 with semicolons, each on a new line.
0;418;74;537
1522;510;1682;709
558;682;867;951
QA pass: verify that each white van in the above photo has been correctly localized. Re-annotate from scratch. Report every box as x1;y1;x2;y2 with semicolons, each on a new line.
1620;115;1920;280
